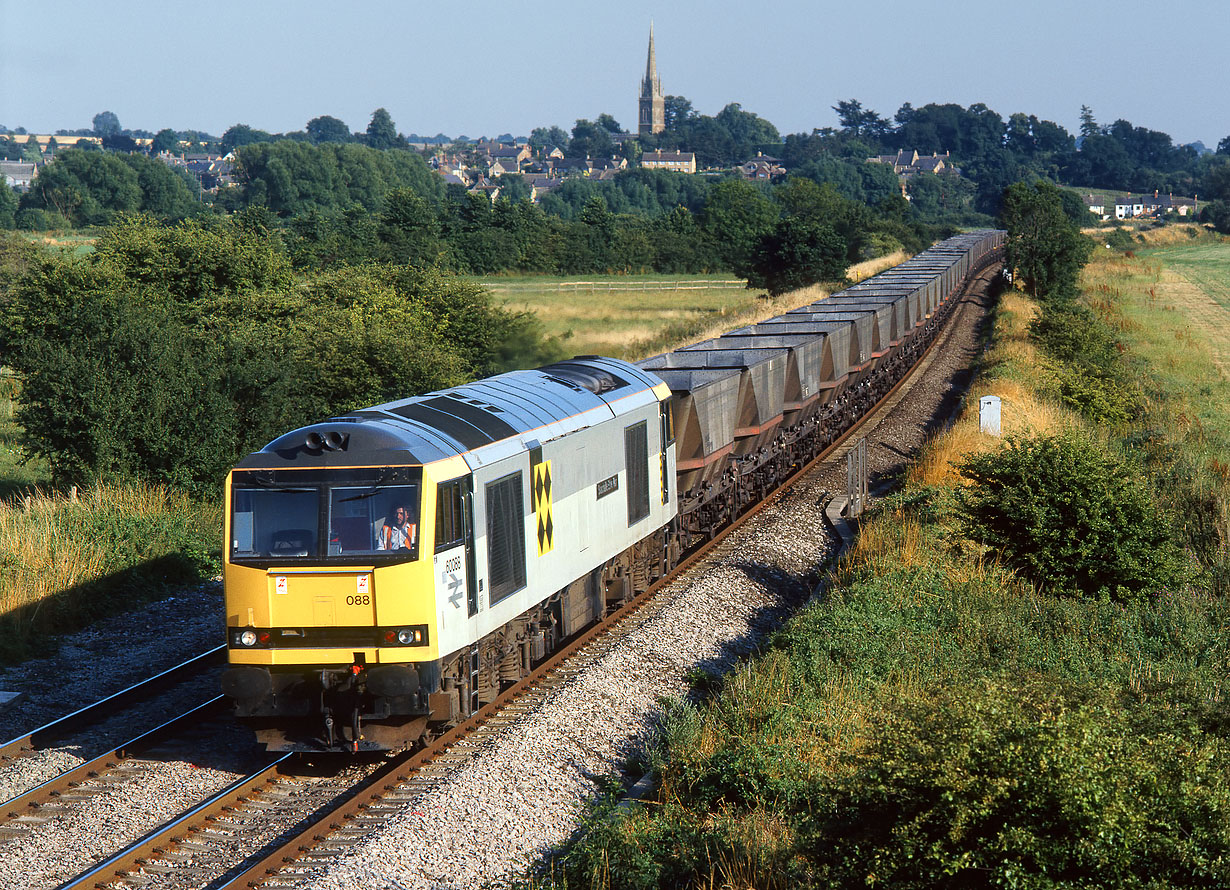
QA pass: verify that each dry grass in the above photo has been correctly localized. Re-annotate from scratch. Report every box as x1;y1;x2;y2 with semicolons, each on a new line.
0;490;110;612
0;482;220;654
907;289;1069;488
487;252;911;361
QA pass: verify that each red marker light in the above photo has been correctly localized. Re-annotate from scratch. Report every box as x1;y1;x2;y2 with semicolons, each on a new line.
258;633;270;644
351;664;362;676
384;631;396;643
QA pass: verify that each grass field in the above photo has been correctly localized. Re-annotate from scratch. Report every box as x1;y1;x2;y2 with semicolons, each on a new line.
476;253;907;360
21;231;96;257
1113;236;1230;436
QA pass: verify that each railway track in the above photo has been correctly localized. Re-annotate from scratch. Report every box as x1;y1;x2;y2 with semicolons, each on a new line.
0;646;225;766
9;256;1002;890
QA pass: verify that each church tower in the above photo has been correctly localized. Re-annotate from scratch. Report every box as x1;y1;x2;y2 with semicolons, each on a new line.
638;24;665;135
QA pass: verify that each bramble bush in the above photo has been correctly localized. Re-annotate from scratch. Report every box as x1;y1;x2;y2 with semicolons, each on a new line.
811;677;1230;888
1030;302;1141;425
956;431;1185;599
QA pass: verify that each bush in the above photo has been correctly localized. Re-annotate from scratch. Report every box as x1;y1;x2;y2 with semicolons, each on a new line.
1104;226;1137;251
811;677;1230;888
742;217;849;295
1;215;561;490
1030;302;1141;424
956;431;1184;599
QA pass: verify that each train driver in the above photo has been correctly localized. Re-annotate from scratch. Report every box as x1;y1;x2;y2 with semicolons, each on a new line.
377;505;417;552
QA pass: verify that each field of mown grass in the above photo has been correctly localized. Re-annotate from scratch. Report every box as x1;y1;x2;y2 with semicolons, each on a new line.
476;252;905;360
548;230;1230;889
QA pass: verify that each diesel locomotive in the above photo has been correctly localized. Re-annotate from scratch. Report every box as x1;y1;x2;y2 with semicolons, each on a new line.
220;229;1004;752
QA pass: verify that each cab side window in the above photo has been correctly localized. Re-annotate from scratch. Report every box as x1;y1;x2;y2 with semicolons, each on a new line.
435;480;465;552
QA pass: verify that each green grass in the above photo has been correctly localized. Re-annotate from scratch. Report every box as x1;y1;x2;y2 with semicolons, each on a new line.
0;370;50;499
1093;240;1230;445
19;231;97;257
474;253;907;361
1139;240;1230;311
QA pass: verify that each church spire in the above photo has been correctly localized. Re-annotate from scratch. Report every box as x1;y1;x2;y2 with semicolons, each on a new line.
644;23;660;94
638;23;665;135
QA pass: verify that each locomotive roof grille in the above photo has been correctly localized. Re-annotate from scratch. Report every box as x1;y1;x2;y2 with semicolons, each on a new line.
539;360;630;394
389;395;519;450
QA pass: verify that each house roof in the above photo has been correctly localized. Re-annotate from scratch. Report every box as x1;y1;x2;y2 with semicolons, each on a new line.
643;150;695;162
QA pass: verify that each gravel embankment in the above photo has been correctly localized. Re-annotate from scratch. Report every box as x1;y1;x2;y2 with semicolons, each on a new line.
304;469;834;890
0;581;226;744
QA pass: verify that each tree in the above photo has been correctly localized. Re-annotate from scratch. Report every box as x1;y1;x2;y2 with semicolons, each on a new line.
121;154;200;220
832;99;888;140
1204;159;1230;202
567;119;614;158
20;149;142;226
529;126;569;153
231;141;442;217
377;188;442;266
1079;104;1099;139
701;179;778;270
1000;180;1092;302
663;95;694;131
743;217;848;295
221;124;274;151
92;111;121;138
306;115;352;144
366;108;404;150
150;128;179;155
595;113;623;134
0;184;17;229
102;133;139;153
0;214;557;488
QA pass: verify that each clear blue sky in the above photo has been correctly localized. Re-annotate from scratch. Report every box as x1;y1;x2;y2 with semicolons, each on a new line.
3;0;1226;148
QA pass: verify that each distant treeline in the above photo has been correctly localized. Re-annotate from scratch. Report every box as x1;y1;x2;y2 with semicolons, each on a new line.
6;142;949;282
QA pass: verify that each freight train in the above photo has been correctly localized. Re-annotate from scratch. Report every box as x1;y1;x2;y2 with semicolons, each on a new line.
220;229;1005;752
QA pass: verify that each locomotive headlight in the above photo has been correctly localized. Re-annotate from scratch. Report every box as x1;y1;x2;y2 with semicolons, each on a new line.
385;626;427;646
239;630;258;647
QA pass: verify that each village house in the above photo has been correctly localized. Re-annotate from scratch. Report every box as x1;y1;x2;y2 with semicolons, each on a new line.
158;151;234;191
1115;196;1146;219
869;149;950;177
739;152;785;180
1112;192;1198;220
1083;194;1108;220
640;149;696;174
0;161;38;192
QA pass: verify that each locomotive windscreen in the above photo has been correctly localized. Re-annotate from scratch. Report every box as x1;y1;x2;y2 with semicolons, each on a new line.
230;467;423;566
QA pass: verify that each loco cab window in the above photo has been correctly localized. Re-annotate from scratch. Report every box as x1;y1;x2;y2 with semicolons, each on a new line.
230;469;421;565
328;486;419;557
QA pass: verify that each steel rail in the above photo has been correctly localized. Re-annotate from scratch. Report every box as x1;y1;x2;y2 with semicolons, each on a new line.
0;645;226;761
56;752;294;890
0;695;229;826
